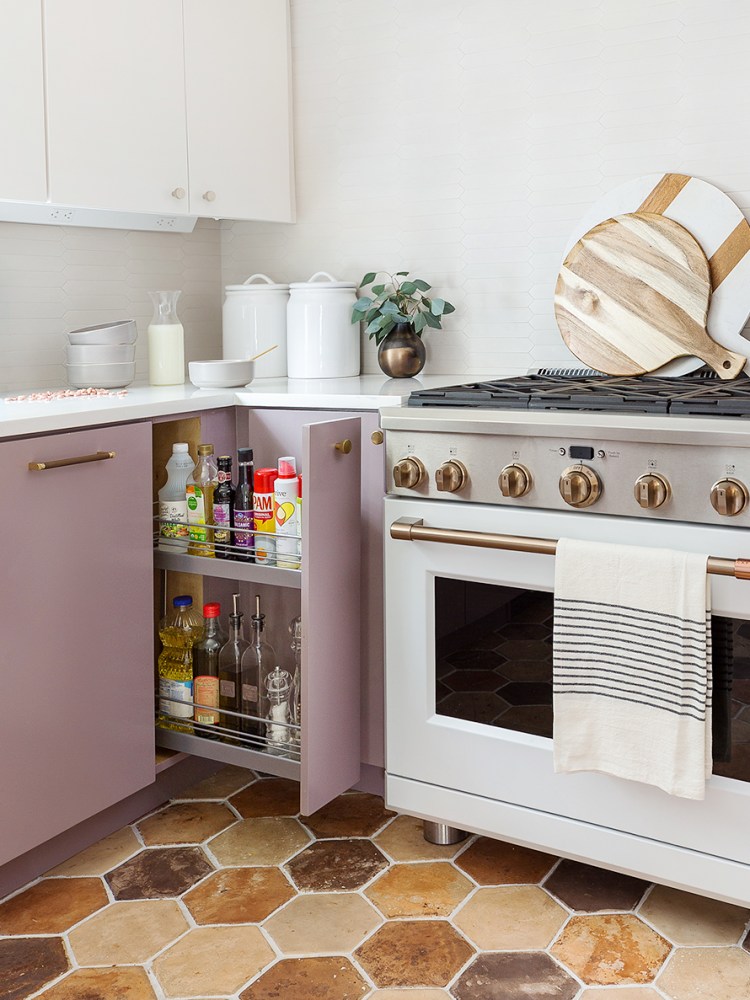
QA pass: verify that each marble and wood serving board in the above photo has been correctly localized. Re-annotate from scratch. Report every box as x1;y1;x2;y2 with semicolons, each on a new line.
555;212;747;379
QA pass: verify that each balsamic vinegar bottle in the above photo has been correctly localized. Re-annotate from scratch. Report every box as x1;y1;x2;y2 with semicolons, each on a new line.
213;455;235;559
233;448;254;562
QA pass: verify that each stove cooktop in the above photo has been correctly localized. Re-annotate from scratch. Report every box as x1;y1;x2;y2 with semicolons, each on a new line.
407;372;750;417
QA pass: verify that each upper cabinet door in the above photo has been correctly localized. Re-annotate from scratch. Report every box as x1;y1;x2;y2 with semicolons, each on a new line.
183;0;295;222
44;0;189;214
0;1;46;202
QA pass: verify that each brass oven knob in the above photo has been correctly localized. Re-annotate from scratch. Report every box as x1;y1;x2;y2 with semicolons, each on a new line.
435;460;468;493
559;464;601;508
634;473;671;509
710;478;749;517
393;456;426;490
499;463;532;499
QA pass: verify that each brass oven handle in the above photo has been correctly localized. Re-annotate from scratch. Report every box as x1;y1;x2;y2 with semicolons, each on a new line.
390;517;750;581
28;450;116;472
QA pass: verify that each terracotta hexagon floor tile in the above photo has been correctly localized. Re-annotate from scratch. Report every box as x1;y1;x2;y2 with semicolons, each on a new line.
0;937;69;999
153;925;274;998
230;777;300;817
177;764;256;799
68;899;189;965
452;952;579;1000
302;791;396;838
453;885;567;949
454;836;556;885
106;847;214;900
354;919;474;988
36;965;157;1000
0;877;108;934
551;914;672;986
286;839;388;891
45;827;141;877
136;801;236;845
638;884;750;945
208;817;310;866
658;947;750;999
239;957;368;1000
369;992;448;999
184;866;295;923
364;861;473;918
581;990;662;999
543;859;649;911
264;892;381;953
374;815;464;862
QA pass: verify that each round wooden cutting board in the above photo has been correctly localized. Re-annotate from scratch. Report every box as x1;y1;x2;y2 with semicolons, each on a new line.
555;212;747;380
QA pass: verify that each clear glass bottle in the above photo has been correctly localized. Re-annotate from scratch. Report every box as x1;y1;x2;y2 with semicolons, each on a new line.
218;594;250;738
157;595;204;733
187;444;218;557
241;595;276;743
289;615;302;746
192;602;222;739
148;290;185;385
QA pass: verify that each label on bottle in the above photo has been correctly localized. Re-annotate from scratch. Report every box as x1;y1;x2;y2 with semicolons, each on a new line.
194;676;220;725
218;469;231;483
242;683;258;705
159;678;193;719
186;484;207;542
213;502;231;548
220;679;236;698
254;493;275;564
234;509;254;551
159;499;188;538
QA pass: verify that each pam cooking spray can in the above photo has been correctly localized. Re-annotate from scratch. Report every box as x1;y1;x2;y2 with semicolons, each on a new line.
254;467;276;565
274;457;300;569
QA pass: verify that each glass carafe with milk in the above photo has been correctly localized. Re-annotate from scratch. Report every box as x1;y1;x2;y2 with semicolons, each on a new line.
148;290;185;385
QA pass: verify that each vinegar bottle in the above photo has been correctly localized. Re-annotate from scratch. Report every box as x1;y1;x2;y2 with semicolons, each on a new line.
218;594;250;737
158;443;193;550
187;444;218;557
213;456;235;559
241;595;276;742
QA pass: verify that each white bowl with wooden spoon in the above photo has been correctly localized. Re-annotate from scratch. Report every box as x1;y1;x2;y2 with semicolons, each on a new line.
188;345;277;388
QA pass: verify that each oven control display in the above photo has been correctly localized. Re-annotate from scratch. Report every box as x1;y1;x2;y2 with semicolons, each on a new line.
569;445;594;460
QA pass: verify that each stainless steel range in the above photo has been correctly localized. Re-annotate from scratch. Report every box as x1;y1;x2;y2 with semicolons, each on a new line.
381;372;750;905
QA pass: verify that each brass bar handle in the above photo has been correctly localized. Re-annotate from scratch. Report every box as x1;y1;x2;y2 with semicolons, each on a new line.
335;439;352;454
390;517;750;581
28;450;116;472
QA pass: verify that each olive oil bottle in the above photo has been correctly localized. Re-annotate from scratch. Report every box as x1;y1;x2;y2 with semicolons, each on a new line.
187;443;218;557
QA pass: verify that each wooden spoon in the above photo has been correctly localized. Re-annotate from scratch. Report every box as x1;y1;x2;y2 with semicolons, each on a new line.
554;212;746;380
248;344;278;362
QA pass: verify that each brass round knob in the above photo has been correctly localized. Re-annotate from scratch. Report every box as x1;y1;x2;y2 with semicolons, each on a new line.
559;464;601;508
634;473;671;509
499;463;532;499
393;456;426;490
334;439;352;454
435;460;468;493
710;478;749;517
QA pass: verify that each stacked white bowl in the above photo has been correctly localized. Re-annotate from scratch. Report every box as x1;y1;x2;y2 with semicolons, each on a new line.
65;320;138;388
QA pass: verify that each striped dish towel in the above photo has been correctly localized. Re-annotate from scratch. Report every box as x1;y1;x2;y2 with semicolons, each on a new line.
553;538;712;800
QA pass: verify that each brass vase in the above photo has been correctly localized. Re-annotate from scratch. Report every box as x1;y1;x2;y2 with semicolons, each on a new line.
377;323;426;378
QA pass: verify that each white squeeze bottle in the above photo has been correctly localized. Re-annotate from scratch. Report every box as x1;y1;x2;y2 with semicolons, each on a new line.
274;456;300;569
158;443;194;549
148;290;185;385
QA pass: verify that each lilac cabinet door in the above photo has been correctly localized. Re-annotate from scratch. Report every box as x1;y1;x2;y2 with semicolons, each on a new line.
1;423;154;865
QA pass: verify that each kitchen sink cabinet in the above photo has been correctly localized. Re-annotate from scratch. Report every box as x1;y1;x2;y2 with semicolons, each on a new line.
1;423;155;867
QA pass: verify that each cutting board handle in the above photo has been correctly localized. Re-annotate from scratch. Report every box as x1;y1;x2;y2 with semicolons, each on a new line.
700;342;746;380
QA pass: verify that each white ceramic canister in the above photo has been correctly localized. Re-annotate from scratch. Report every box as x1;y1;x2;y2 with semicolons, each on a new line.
287;272;359;378
222;274;289;378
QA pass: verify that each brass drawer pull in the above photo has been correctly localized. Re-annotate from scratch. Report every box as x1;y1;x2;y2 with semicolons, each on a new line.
28;450;116;471
335;439;352;454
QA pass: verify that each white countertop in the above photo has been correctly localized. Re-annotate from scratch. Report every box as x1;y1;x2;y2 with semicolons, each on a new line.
0;373;495;439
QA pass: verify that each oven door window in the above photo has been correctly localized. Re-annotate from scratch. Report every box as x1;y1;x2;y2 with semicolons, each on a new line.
434;576;750;779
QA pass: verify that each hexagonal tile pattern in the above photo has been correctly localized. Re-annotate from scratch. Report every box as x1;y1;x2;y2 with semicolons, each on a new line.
544;859;649;911
355;920;474;988
208;817;310;866
239;957;368;1000
286;838;389;891
370;993;448;1000
45;826;140;877
581;990;661;1000
452;952;579;1000
658;947;750;999
455;836;556;884
365;861;473;917
136;801;236;845
444;669;501;693
36;966;157;999
0;877;108;934
68;900;189;965
302;791;395;838
447;649;504;670
184;867;295;924
501;681;552;705
638;885;750;945
0;937;69;999
106;847;213;900
177;764;256;800
264;892;381;953
454;885;567;949
153;926;274;998
552;914;671;986
374;815;464;862
230;777;300;817
496;705;553;737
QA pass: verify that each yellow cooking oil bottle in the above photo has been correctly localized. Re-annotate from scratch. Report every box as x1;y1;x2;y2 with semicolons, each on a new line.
157;595;204;732
187;443;218;556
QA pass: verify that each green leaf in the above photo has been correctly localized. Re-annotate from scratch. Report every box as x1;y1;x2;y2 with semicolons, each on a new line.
442;301;455;314
395;271;409;276
431;298;446;316
365;307;380;324
399;280;417;295
365;317;383;335
381;300;401;314
371;283;386;296
413;279;431;291
423;311;441;329
413;311;427;334
360;272;377;286
375;318;396;343
352;296;373;312
393;312;410;323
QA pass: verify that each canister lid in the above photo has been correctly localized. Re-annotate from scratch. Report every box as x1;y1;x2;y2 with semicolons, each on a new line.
289;270;356;290
225;273;289;292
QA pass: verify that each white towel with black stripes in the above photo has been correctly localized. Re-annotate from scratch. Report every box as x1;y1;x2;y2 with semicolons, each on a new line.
553;538;712;800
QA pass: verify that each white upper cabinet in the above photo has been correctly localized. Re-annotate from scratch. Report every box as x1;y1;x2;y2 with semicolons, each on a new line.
184;0;295;222
0;1;46;202
44;0;190;215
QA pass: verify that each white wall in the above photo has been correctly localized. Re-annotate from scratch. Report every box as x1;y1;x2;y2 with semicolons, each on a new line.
222;0;750;376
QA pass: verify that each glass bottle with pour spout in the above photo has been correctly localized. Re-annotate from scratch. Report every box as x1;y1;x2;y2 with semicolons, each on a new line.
241;595;275;744
148;290;185;385
218;594;250;739
289;615;302;746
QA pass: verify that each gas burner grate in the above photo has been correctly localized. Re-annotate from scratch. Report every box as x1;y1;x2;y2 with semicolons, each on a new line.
407;372;750;416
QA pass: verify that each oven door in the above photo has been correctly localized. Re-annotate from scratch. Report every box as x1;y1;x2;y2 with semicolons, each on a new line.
384;495;750;895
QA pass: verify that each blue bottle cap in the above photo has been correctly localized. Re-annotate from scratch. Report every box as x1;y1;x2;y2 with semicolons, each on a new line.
173;595;193;607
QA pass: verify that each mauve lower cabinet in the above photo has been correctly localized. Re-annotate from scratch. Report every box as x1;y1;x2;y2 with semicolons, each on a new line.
1;423;155;866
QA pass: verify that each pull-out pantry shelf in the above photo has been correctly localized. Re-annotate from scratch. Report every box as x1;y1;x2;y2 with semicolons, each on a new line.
153;547;302;588
156;729;301;780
